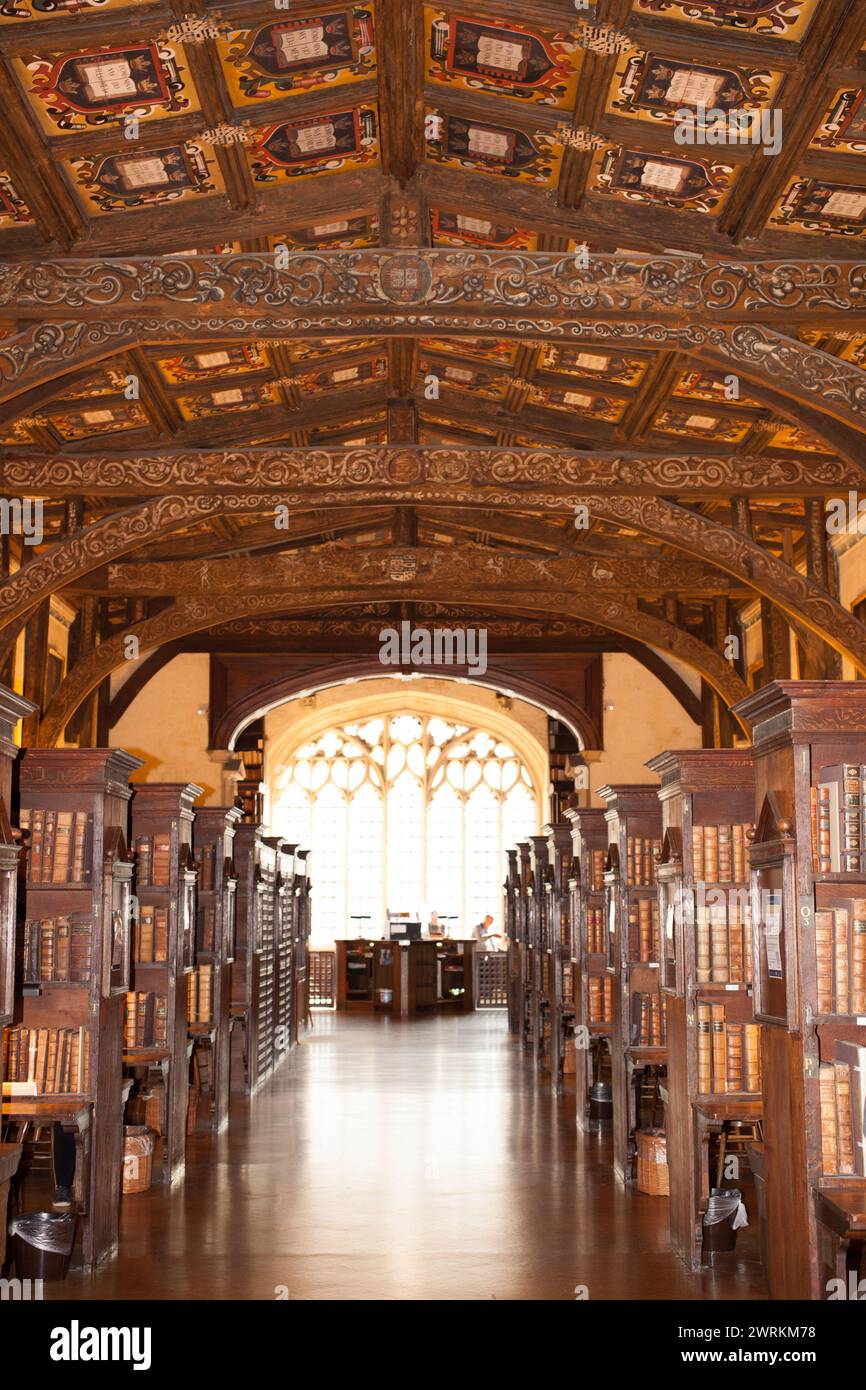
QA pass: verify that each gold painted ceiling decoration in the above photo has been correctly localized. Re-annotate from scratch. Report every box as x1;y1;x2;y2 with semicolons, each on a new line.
0;0;863;468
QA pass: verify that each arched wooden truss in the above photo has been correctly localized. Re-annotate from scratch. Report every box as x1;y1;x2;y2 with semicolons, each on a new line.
36;584;749;749
2;255;866;456
3;253;866;739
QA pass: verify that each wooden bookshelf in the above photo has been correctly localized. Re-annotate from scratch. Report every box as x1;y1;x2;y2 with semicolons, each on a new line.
565;807;609;1132
0;684;35;1271
0;686;34;1067
544;822;573;1092
293;848;311;1033
598;784;664;1185
516;841;532;1047
191;804;242;1132
13;748;140;1266
130;782;202;1185
504;847;521;1036
527;835;551;1069
274;841;296;1060
646;749;759;1271
733;681;866;1300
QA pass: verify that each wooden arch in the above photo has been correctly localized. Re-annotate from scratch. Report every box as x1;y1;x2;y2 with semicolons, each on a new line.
36;588;749;749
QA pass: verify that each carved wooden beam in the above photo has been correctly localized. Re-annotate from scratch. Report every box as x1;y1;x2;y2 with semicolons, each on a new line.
104;546;737;599
36;587;749;748
1;447;855;499
0;493;278;631
3;253;866;326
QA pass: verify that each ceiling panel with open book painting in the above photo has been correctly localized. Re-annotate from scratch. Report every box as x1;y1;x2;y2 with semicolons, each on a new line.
423;8;582;107
605;46;783;128
218;8;377;105
65;142;223;214
16;37;201;135
590;145;735;214
424;107;561;185
632;0;818;40
269;214;380;250
429;209;537;248
154;344;271;385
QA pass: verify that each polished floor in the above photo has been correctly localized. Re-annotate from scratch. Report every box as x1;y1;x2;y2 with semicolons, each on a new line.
58;1011;765;1301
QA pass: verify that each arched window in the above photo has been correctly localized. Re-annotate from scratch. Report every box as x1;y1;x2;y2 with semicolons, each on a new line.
272;712;538;945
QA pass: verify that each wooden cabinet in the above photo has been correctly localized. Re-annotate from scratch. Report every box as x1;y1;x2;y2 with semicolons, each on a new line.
527;835;550;1069
565;807;609;1132
733;681;866;1300
192;804;242;1132
17;748;141;1265
598;784;663;1185
130;782;202;1184
647;749;758;1272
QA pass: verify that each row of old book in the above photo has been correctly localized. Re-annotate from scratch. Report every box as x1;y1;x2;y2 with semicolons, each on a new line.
186;964;213;1024
631;991;667;1048
21;913;92;984
811;764;866;874
692;823;751;884
819;1049;866;1176
588;975;613;1025
134;833;173;888
588;849;606;894
133;905;169;964
629;899;660;962
626;836;660;888
586;906;604;954
815;903;866;1014
123;991;168;1050
4;1024;88;1094
696;1005;762;1095
19;808;92;884
696;900;753;985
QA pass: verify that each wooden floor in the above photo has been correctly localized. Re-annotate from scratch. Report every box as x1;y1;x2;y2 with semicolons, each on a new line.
59;1012;766;1301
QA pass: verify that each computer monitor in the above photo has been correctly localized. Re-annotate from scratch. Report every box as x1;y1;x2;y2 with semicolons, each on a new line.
390;921;422;941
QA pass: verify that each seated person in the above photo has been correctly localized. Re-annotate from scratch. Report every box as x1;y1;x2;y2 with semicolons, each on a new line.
427;912;446;939
474;914;504;951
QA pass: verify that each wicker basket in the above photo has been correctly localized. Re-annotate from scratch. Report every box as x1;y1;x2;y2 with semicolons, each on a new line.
635;1128;669;1196
121;1125;155;1195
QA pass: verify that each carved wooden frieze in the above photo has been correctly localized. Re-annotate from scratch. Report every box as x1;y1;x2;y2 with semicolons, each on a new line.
0;446;854;497
3;252;866;322
104;545;733;596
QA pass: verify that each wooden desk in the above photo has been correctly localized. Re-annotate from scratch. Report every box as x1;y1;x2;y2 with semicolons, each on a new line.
815;1184;866;1298
0;1141;21;1268
1;1098;93;1261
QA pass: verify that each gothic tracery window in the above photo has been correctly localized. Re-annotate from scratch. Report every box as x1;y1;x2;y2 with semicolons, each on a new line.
272;712;538;945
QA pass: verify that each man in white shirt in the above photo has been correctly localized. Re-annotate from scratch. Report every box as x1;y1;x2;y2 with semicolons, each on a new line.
474;914;503;951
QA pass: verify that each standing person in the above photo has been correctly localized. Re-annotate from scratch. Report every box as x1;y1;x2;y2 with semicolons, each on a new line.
474;914;503;951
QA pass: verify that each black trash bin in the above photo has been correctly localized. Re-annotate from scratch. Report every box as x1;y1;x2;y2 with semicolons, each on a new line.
11;1211;76;1282
702;1188;744;1259
589;1081;613;1126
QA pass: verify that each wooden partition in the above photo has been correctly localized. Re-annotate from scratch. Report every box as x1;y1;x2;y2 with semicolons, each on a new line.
647;750;758;1271
192;804;242;1132
598;784;663;1184
565;807;609;1132
275;841;296;1059
14;748;140;1265
544;822;573;1092
504;847;521;1035
527;835;550;1068
733;682;866;1300
293;848;310;1034
517;841;532;1047
130;782;202;1184
0;685;36;1271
